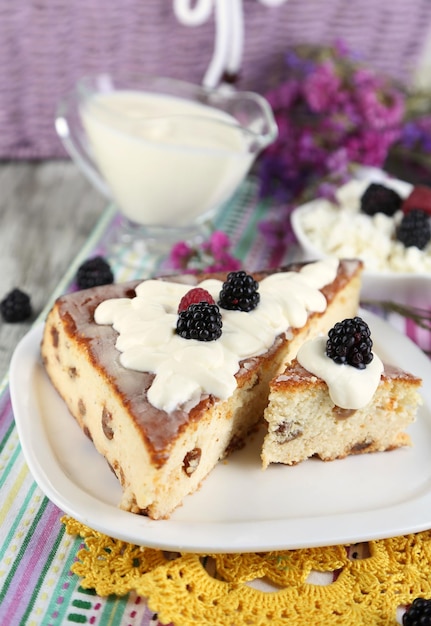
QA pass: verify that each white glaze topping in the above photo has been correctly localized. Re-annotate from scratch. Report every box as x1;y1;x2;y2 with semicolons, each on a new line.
94;258;339;413
296;335;384;409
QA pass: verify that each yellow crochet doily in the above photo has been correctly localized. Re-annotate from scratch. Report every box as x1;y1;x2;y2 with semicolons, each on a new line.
63;516;431;626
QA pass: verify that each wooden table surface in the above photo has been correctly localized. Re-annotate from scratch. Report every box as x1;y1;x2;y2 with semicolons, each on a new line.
0;160;106;382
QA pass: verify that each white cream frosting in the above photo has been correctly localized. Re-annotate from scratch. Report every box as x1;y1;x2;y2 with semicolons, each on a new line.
94;258;339;413
296;335;384;409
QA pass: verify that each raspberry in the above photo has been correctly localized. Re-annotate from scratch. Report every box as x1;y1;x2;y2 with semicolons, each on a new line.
403;598;431;626
326;317;374;370
176;302;222;341
76;256;114;289
178;288;215;314
396;209;431;250
218;271;260;312
360;182;403;216
1;288;32;323
402;185;431;217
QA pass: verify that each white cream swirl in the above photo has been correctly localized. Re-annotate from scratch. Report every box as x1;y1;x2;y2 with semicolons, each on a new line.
94;258;339;412
297;335;384;409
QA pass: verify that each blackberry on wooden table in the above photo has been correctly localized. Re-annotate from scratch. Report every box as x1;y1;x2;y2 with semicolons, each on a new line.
1;288;32;323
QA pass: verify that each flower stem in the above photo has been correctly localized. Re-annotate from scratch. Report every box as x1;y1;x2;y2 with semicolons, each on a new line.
362;300;431;331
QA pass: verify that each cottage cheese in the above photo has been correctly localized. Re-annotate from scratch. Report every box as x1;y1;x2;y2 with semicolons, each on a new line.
294;178;431;274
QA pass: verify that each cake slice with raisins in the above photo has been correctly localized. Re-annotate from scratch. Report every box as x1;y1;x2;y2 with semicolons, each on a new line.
262;317;422;468
41;259;362;519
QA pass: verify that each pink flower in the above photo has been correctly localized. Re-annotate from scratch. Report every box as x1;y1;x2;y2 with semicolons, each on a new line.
167;231;241;274
303;61;341;113
267;79;300;110
205;257;241;273
169;241;194;270
202;231;231;257
326;147;349;176
356;89;405;130
344;129;398;166
352;67;380;89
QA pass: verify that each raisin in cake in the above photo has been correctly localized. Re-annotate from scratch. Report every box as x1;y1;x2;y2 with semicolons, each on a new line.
262;317;422;468
41;258;362;519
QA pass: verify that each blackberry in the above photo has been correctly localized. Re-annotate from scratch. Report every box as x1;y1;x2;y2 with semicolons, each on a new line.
76;256;114;289
326;316;373;370
360;182;402;216
218;271;260;312
1;288;32;323
176;302;222;341
396;209;431;250
403;598;431;626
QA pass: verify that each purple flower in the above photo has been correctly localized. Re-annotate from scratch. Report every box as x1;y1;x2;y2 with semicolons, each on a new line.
303;61;341;113
401;121;424;148
256;41;431;266
325;148;350;177
258;218;286;247
258;205;297;248
258;41;408;205
314;181;339;203
352;67;380;89
333;38;360;60
267;80;300;110
356;88;405;130
399;116;431;152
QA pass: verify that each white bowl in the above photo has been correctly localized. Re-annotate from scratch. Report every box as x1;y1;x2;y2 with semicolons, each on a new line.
290;170;431;306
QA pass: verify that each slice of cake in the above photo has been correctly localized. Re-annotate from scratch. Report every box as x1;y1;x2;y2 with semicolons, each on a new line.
41;258;362;519
262;316;422;468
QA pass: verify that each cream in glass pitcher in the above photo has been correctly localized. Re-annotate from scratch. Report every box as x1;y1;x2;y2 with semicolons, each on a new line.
80;90;255;228
56;74;278;268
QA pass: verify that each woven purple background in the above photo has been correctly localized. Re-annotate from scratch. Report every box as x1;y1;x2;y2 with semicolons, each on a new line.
1;0;431;159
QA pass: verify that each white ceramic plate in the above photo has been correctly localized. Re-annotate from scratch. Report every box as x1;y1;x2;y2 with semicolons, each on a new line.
10;312;431;553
